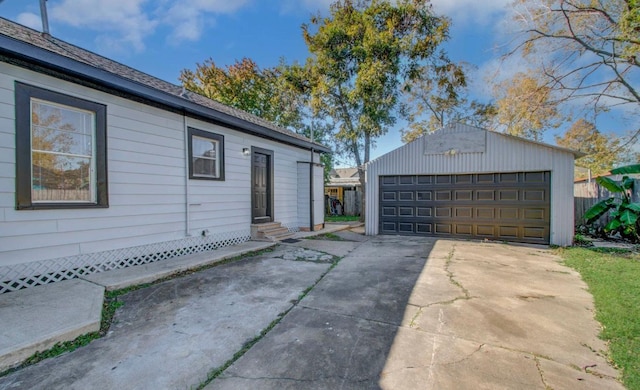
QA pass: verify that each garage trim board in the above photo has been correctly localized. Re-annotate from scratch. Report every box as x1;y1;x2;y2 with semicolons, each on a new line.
379;172;551;244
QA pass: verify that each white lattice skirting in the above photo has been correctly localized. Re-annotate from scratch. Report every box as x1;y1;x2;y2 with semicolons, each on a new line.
281;223;300;233
0;229;251;294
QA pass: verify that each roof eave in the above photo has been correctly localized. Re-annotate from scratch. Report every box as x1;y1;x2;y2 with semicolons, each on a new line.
0;34;330;154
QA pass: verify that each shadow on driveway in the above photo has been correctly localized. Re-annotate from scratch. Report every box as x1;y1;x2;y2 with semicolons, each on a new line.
211;237;623;390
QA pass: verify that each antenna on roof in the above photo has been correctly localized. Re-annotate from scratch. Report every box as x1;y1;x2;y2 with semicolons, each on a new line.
39;0;51;38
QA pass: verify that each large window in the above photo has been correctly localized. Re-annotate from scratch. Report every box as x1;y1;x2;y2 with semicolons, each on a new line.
15;83;108;209
188;127;225;181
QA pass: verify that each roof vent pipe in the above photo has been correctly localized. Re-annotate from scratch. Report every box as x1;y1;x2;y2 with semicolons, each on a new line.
39;0;51;38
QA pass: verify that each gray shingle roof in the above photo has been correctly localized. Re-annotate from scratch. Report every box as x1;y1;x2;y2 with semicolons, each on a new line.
0;17;328;152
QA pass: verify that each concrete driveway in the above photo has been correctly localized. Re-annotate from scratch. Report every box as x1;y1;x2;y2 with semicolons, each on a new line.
0;233;623;389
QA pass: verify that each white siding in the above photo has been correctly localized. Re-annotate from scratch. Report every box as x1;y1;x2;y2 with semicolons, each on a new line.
296;153;325;229
297;163;310;228
313;161;325;227
0;62;315;268
365;123;576;246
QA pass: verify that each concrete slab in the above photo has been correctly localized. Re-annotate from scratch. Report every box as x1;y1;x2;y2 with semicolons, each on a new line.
0;236;625;389
286;239;363;258
0;279;104;371
208;236;624;389
333;230;370;242
82;240;274;291
292;223;351;239
0;250;331;390
212;306;399;389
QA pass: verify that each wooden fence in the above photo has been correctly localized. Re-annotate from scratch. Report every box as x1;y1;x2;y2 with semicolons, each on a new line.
343;190;362;216
574;179;640;227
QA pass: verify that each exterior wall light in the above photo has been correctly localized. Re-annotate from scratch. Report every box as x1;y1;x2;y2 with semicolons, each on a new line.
242;147;250;156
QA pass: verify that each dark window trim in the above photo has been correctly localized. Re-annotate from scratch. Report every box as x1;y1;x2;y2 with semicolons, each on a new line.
15;82;108;210
188;127;225;181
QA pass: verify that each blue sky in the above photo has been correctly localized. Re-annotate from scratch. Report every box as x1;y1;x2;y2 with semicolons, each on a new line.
0;0;631;164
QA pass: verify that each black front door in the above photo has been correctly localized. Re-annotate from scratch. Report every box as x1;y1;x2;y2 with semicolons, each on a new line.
251;148;273;223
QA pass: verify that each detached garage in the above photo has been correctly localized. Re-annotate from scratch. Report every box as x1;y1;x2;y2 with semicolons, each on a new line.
365;123;579;246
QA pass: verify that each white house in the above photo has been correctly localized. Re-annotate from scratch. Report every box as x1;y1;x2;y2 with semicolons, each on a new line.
0;18;328;294
365;123;580;246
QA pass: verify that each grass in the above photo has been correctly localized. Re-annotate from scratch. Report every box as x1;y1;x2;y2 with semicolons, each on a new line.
558;247;640;389
325;215;360;222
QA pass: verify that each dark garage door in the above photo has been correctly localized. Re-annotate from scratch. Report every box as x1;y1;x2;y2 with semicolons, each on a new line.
379;172;550;244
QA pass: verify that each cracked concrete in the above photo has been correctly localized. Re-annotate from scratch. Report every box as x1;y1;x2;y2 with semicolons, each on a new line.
1;235;624;389
211;237;623;390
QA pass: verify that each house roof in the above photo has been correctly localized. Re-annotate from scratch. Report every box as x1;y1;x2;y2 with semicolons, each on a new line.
327;167;361;187
0;18;330;153
330;168;359;179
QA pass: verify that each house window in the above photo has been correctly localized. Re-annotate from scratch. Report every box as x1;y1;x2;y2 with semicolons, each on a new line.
15;82;108;209
188;127;225;180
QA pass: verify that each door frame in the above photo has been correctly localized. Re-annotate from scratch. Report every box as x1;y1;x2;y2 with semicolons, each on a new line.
251;146;274;223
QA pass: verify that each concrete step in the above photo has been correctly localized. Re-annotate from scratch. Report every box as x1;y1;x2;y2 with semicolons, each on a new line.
266;231;295;241
261;227;289;237
251;222;289;240
252;222;281;233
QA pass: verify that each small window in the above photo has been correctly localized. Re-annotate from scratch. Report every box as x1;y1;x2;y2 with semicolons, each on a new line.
188;127;225;180
15;83;108;209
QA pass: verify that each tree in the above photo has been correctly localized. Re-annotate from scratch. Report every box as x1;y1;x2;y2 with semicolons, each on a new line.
302;0;451;219
181;58;335;178
180;58;304;130
400;59;468;143
556;119;630;175
492;72;564;141
509;0;640;138
399;59;499;143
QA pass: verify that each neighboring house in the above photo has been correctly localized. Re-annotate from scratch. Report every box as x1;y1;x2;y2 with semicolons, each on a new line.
324;167;361;204
0;18;328;293
365;123;580;246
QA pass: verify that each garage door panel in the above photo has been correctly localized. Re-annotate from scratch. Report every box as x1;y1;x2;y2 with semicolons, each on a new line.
417;207;432;217
398;191;414;201
523;208;546;220
382;191;396;201
435;191;452;201
476;225;495;237
379;172;550;244
435;224;452;234
417;191;432;201
455;190;473;201
524;227;546;239
523;189;546;201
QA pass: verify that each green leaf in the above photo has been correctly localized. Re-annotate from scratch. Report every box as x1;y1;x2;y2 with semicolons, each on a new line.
584;199;615;222
623;176;635;191
625;202;640;212
605;218;622;232
610;164;640;175
596;176;625;193
620;209;639;226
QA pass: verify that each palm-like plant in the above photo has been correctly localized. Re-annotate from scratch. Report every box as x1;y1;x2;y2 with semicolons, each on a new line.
584;164;640;241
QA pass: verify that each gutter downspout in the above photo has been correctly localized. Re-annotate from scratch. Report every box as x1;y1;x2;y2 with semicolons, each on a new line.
309;123;315;231
310;149;315;232
183;113;190;236
309;122;316;232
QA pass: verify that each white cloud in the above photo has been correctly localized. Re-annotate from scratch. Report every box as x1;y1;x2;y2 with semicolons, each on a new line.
49;0;157;52
279;0;333;15
16;12;42;31
162;0;252;43
44;0;253;52
430;0;511;25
